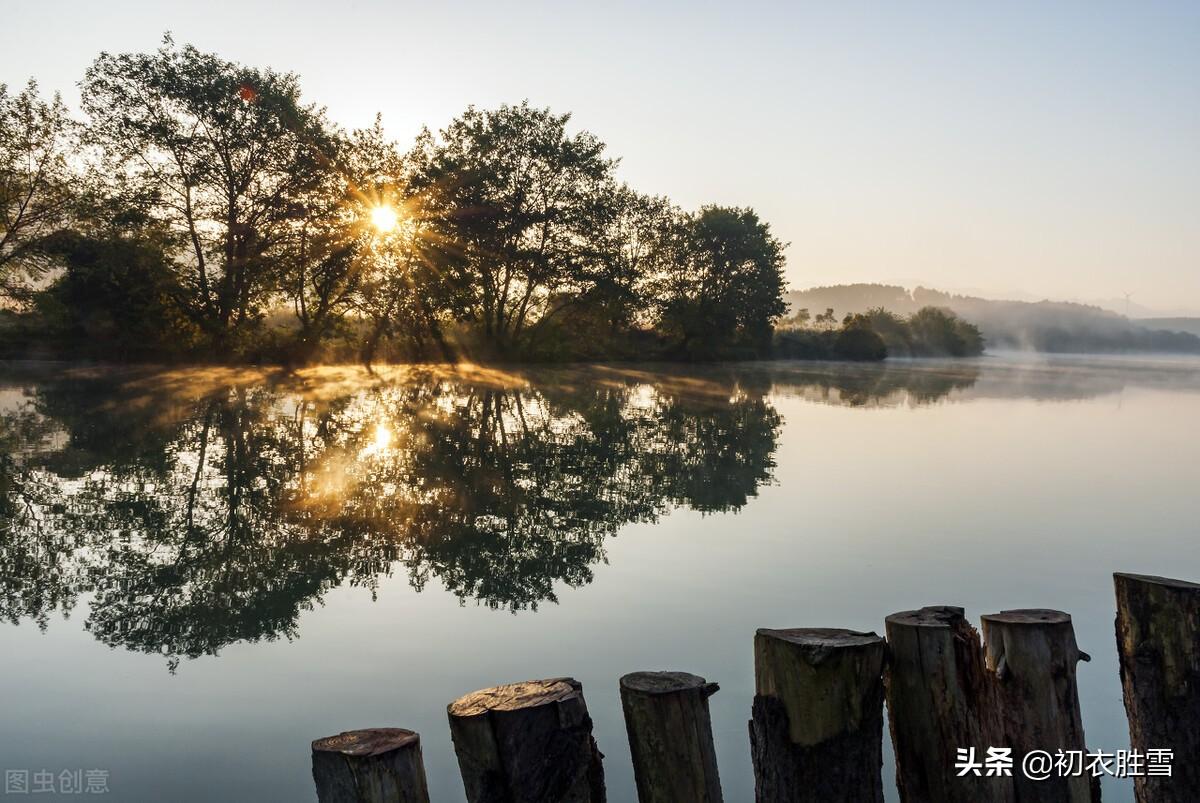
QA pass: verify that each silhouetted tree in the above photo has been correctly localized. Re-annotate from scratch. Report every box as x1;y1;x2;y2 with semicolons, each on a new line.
81;36;339;353
0;80;76;305
908;306;985;356
658;205;787;358
406;102;619;357
834;314;888;361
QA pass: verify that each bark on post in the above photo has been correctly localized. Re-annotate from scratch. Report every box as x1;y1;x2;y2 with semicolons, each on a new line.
885;606;1010;803
1114;572;1200;803
748;628;886;803
311;728;430;803
447;677;606;803
981;610;1098;803
619;671;723;803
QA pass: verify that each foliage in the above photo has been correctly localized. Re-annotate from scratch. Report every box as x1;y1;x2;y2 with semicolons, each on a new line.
35;227;199;359
80;36;339;353
788;283;1200;355
0;39;997;366
862;307;913;356
0;80;76;305
834;314;888;361
658;205;788;359
907;306;985;356
773;306;985;361
405;102;619;358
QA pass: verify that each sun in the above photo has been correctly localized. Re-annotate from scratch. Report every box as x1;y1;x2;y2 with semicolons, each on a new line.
369;204;399;233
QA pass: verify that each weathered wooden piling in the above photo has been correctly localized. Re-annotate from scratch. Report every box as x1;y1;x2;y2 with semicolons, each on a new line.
619;671;723;803
311;728;431;803
981;610;1097;803
884;606;1009;803
748;628;886;803
447;677;606;803
1114;572;1200;803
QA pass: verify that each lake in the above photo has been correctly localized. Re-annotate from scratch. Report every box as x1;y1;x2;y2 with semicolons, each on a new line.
2;354;1198;802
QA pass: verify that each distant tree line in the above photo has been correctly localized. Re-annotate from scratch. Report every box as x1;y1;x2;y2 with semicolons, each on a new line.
0;38;799;365
786;283;1200;355
775;305;984;360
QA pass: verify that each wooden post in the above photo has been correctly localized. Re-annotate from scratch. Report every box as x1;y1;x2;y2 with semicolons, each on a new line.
885;606;1010;803
447;677;606;803
1114;572;1200;803
981;610;1098;803
748;628;886;803
311;728;430;803
619;671;723;803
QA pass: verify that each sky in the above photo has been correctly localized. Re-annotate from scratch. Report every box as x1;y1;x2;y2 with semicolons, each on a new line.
6;1;1200;314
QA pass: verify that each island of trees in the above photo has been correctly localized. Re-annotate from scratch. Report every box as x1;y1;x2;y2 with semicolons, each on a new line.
1;38;983;366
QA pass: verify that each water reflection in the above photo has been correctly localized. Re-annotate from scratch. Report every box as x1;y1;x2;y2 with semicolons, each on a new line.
0;361;995;669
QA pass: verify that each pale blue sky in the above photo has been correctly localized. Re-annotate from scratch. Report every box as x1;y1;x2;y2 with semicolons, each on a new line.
6;1;1199;312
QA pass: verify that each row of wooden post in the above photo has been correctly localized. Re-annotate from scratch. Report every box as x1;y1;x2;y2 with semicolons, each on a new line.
311;572;1200;802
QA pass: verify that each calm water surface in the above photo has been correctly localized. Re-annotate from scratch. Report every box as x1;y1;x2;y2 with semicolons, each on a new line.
2;355;1198;802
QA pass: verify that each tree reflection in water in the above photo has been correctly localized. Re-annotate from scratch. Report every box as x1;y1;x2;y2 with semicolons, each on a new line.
0;362;975;670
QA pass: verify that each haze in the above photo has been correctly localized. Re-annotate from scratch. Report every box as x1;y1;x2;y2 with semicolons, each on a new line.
6;0;1199;312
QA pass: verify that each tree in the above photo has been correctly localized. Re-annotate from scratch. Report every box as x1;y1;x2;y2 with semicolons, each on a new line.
345;119;456;367
81;36;338;353
0;80;76;305
907;306;985;356
36;222;197;360
833;313;887;361
863;307;913;356
787;307;812;328
274;131;360;364
658;205;787;358
814;307;837;329
406;102;618;357
575;185;681;334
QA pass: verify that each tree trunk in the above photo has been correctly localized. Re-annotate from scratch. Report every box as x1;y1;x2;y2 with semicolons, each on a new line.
748;628;886;803
447;677;606;803
981;610;1098;803
885;606;1011;803
1114;572;1200;803
311;728;430;803
619;671;723;803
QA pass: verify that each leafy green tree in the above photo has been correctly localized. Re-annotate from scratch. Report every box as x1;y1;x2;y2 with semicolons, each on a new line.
814;307;837;329
908;306;985;356
36;223;198;359
786;307;812;328
575;185;681;334
81;37;338;353
406;102;618;357
0;80;76;305
833;313;887;361
863;307;913;356
658;205;787;358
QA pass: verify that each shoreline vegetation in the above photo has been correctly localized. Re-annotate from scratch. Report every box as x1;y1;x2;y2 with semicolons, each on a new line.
0;37;991;368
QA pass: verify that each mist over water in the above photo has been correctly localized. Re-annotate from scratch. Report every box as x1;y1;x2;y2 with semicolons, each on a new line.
2;355;1198;802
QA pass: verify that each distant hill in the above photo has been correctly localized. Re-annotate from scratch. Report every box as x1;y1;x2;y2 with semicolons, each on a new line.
785;284;1200;354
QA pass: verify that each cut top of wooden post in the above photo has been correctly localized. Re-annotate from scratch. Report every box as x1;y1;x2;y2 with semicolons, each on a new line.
312;728;421;757
981;609;1087;676
885;605;967;630
448;677;582;718
1114;572;1200;591
754;627;885;747
620;671;719;697
984;609;1072;626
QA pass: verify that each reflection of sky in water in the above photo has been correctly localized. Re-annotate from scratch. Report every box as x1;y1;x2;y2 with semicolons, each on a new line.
1;356;1198;802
